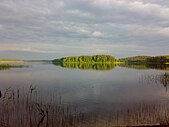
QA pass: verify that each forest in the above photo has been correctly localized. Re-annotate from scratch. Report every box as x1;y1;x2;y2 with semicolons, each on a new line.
119;55;169;64
53;55;169;65
146;56;169;64
53;55;118;63
119;56;151;63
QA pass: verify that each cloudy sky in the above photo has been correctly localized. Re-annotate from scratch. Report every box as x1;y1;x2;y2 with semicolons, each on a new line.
0;0;169;59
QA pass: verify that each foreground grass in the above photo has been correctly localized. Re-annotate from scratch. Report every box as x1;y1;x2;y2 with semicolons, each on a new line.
1;87;169;127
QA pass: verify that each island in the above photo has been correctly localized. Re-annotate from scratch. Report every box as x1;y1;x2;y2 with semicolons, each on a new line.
53;55;169;71
52;55;121;70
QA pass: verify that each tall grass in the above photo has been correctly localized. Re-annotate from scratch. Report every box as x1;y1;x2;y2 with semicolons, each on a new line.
0;86;97;127
0;86;169;127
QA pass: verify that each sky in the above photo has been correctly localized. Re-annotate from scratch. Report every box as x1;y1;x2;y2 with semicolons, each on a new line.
0;0;169;60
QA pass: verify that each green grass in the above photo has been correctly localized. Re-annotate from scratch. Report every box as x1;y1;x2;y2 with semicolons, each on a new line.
0;59;27;70
0;59;24;63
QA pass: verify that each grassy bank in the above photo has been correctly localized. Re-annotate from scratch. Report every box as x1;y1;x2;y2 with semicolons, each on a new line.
0;59;26;70
0;59;24;63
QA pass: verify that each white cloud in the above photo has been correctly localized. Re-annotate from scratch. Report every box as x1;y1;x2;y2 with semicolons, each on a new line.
77;28;90;34
158;27;169;37
92;31;104;37
92;0;169;20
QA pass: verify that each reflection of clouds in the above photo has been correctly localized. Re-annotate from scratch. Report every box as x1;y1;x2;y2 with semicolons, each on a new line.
91;83;101;96
0;63;168;112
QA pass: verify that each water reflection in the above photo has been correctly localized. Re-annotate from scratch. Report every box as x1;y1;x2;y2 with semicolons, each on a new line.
0;65;11;70
53;62;169;71
141;72;169;92
0;65;27;70
120;63;169;70
1;62;169;126
54;62;118;70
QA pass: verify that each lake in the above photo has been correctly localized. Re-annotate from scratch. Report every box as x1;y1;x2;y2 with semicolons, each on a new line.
0;62;169;126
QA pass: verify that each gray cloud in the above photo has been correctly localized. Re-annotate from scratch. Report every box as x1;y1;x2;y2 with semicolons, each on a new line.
0;0;168;59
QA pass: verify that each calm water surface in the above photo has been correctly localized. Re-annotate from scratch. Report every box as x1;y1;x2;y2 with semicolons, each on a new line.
0;62;169;114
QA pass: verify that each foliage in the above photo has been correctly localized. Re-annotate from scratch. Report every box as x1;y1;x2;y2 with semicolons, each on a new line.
53;55;119;70
53;55;117;63
53;55;169;71
146;56;169;64
120;55;169;65
119;56;151;63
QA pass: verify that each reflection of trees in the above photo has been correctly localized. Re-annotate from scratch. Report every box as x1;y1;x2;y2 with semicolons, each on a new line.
147;56;169;64
0;64;26;71
141;73;169;92
120;63;148;70
0;65;11;70
120;63;169;70
54;62;117;70
146;64;169;70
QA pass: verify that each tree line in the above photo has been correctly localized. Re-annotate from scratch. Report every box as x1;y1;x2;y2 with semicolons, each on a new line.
146;56;169;64
53;55;117;63
53;55;169;65
119;55;169;64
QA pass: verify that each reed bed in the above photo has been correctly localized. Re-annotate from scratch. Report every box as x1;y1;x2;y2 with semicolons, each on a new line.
1;86;169;127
